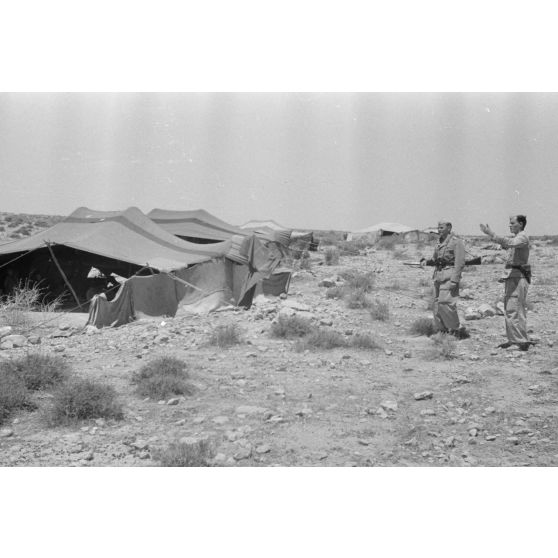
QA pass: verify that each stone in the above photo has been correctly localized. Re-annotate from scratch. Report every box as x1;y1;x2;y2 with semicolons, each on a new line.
420;409;436;416
464;308;481;321
485;435;497;441
131;439;149;450
167;398;180;405
0;326;13;338
212;416;229;425
27;335;41;345
0;340;14;350
478;303;496;317
2;334;27;347
380;400;398;412
255;444;271;454
233;447;252;460
414;391;434;401
235;405;269;416
281;300;311;312
318;278;337;288
53;346;65;353
0;428;14;438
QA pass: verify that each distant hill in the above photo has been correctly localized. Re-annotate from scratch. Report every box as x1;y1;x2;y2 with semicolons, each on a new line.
0;212;65;242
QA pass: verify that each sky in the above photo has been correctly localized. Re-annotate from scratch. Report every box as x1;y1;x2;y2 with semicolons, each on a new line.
1;92;557;235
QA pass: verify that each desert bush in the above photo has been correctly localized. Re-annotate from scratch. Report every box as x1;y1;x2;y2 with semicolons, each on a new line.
270;314;312;338
425;333;457;360
295;328;348;351
339;270;375;292
325;286;345;299
350;332;382;350
47;378;124;424
376;235;400;250
369;299;390;321
410;317;436;337
153;438;214;467
132;356;194;399
345;288;373;309
0;368;33;424
7;352;70;391
0;281;63;331
297;251;311;270
209;323;243;347
324;246;340;265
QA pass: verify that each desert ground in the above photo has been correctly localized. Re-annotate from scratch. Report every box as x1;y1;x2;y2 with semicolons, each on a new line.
1;218;558;466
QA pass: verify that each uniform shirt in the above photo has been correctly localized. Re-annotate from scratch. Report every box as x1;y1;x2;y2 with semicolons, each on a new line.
493;230;530;279
429;232;466;283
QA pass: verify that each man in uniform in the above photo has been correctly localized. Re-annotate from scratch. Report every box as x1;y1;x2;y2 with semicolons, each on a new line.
421;220;468;338
480;215;533;351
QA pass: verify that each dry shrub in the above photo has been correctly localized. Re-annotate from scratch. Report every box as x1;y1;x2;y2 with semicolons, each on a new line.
324;246;340;265
209;323;243;347
0;281;64;332
47;378;124;425
425;333;457;360
370;299;390;321
345;288;373;309
295;328;348;351
376;235;400;250
326;286;345;299
153;438;215;467
339;270;375;292
0;368;33;424
410;317;436;337
7;352;70;391
350;332;382;350
270;314;312;338
132;356;194;399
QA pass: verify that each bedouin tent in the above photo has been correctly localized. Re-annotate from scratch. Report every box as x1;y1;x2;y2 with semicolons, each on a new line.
347;222;414;242
0;207;283;327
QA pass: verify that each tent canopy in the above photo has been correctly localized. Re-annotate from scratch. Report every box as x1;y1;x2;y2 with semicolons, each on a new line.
0;206;237;272
148;208;247;243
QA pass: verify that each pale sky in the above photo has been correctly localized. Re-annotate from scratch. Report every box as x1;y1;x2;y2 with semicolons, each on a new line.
1;92;557;236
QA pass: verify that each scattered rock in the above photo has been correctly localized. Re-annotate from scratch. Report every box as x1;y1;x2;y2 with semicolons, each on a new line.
0;326;13;338
255;444;271;454
0;428;14;438
167;398;180;405
2;334;27;347
478;303;496;317
380;400;398;412
414;391;433;401
235;405;270;416
212;416;229;425
464;308;481;321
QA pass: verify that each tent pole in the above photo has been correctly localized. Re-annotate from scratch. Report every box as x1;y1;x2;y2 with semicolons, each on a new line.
44;242;82;308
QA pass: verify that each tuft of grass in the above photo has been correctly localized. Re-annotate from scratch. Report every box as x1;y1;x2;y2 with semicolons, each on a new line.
295;328;348;351
369;299;390;321
132;356;194;399
324;246;340;265
410;317;436;337
209;323;243;347
325;286;345;299
270;314;312;338
0;368;33;424
339;270;375;292
47;378;124;425
425;333;457;360
7;353;70;391
153;438;214;467
345;288;373;309
350;332;382;350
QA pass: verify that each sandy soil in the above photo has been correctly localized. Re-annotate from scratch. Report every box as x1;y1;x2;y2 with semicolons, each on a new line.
1;242;557;467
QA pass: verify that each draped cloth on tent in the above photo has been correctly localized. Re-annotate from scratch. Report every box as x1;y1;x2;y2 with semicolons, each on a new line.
87;235;286;328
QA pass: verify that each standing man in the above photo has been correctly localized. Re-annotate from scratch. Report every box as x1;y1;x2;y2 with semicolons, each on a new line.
480;215;533;351
421;220;468;338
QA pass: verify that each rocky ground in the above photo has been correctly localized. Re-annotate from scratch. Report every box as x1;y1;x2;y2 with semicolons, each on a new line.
1;239;558;467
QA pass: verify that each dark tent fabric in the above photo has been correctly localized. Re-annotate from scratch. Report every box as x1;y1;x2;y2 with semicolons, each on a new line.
254;269;292;296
